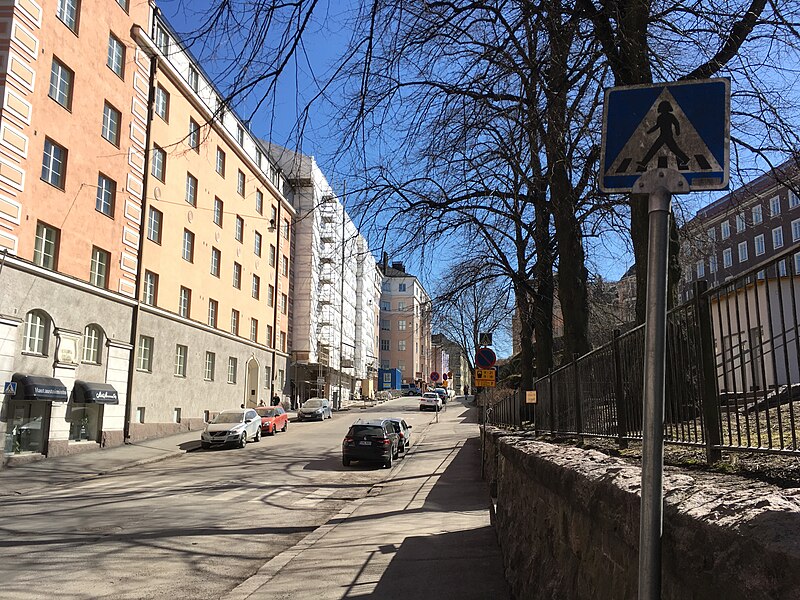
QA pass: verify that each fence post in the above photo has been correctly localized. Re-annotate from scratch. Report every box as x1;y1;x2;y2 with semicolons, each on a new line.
573;353;584;444
612;329;629;449
548;368;555;435
694;280;722;463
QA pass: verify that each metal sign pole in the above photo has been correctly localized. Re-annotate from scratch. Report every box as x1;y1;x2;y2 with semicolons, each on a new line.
636;169;687;600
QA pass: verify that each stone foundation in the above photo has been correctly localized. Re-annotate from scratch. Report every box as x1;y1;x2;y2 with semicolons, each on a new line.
101;429;124;448
127;419;205;443
482;426;800;600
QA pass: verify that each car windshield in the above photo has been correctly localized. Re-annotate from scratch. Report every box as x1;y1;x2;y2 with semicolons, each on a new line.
303;399;322;408
423;393;438;399
350;425;384;438
212;412;244;424
256;408;278;417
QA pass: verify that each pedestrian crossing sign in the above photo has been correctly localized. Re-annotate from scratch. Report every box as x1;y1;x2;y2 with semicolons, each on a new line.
600;78;729;193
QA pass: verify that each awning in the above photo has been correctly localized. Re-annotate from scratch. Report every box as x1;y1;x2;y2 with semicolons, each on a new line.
72;381;119;405
11;374;68;401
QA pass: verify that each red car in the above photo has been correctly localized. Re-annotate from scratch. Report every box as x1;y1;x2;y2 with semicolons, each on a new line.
255;406;288;435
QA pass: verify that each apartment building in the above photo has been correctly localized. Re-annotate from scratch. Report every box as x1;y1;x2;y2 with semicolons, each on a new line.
378;258;432;387
270;146;381;407
431;333;472;395
120;14;294;440
0;0;151;459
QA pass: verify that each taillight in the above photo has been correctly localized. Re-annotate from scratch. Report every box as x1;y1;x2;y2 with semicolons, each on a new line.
382;439;391;445
343;437;353;446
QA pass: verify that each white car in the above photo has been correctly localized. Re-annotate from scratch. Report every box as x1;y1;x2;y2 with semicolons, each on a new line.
201;408;262;449
419;392;442;412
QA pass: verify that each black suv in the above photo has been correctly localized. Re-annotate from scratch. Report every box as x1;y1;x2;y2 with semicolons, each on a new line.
342;419;400;468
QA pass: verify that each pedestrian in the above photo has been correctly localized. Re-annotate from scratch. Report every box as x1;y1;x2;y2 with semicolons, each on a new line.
240;403;245;409
258;399;266;407
272;395;281;407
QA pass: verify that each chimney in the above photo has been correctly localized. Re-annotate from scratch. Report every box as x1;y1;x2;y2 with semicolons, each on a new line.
392;261;405;273
382;252;388;273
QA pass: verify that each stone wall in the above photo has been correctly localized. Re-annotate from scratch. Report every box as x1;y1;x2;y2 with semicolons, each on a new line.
482;426;800;600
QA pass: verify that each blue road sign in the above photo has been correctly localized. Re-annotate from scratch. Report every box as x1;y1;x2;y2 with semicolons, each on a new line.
3;381;17;395
600;78;730;193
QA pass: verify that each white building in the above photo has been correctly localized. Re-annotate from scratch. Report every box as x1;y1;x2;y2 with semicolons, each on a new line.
269;146;381;407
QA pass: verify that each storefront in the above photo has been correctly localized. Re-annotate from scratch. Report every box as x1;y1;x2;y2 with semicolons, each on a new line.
68;381;119;443
5;374;67;455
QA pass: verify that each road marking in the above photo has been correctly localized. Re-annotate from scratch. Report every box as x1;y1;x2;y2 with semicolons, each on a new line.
295;487;335;507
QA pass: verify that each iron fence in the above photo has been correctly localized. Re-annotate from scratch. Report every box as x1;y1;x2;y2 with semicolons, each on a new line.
489;246;800;462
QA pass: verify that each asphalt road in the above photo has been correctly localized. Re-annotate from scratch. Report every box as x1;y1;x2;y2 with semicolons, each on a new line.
0;397;439;600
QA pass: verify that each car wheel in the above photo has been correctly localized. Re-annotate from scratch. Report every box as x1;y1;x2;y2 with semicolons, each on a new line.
239;433;247;448
342;457;351;467
254;428;261;442
201;442;210;450
282;421;288;432
268;426;276;436
384;454;393;468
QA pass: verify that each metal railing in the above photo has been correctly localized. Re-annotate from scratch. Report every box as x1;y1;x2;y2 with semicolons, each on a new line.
488;246;800;462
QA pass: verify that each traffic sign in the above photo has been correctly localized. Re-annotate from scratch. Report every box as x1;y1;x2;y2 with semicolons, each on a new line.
475;368;496;388
600;78;729;193
442;372;448;381
3;381;17;395
430;371;440;382
475;347;496;369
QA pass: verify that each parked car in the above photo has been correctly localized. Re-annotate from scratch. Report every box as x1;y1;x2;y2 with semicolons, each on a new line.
420;392;443;411
255;406;288;435
403;387;423;397
201;409;261;449
342;419;400;468
434;388;448;404
387;418;412;453
297;397;332;421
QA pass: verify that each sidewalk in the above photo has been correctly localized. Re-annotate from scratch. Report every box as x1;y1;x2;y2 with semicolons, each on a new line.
224;399;510;600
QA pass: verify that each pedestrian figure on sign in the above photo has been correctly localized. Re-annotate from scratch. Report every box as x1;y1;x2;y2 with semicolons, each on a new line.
637;100;690;172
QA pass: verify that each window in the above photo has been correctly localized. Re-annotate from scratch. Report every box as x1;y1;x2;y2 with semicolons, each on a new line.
793;219;800;242
736;214;745;233
42;138;67;189
381;360;390;370
155;85;169;121
23;311;48;354
755;234;766;256
267;285;275;307
720;221;730;240
211;247;221;277
143;270;158;305
90;247;110;288
792;191;800;209
231;309;239;335
188;66;199;92
752;205;763;225
738;241;748;263
204;351;215;381
265;365;272;386
236;125;245;146
380;301;390;311
175;345;187;377
115;0;128;10
282;219;290;240
57;0;79;32
208;299;218;327
779;259;788;277
256;190;263;215
723;248;733;268
235;215;244;242
254;231;262;256
282;255;289;277
252;274;260;299
256;149;263;168
706;227;716;242
154;24;169;54
398;301;406;311
237;170;245;196
136;407;145;423
250;318;258;342
398;360;406;372
185;173;197;206
398;340;406;351
795;253;800;275
696;260;704;278
49;58;73;109
233;262;242;289
34;222;59;269
151;145;166;181
96;173;116;217
107;34;125;78
228;357;238;384
82;325;101;363
188;119;200;151
213;197;223;227
269;245;276;267
398;320;407;331
281;293;288;315
773;226;784;249
182;229;195;262
280;332;286;353
380;339;389;351
709;254;718;273
266;325;273;347
380;320;389;330
179;286;191;318
137;335;153;372
101;102;121;146
173;408;181;424
216;147;225;176
147;207;162;243
771;196;781;217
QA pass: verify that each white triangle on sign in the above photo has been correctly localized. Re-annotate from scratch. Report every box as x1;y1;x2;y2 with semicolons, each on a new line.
606;88;722;177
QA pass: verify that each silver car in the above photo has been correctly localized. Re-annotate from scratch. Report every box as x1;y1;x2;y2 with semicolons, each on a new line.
201;409;262;449
297;397;332;421
387;418;412;453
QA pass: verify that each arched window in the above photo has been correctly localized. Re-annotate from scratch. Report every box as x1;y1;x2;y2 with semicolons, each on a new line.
82;324;103;364
22;311;49;355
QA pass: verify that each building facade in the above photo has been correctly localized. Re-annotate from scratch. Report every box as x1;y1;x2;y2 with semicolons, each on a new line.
431;333;472;394
378;259;432;387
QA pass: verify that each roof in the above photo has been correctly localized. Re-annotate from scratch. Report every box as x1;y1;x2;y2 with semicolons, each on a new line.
263;142;315;181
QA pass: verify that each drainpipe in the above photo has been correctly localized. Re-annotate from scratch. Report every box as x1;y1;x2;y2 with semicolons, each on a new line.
125;25;158;442
270;197;282;403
